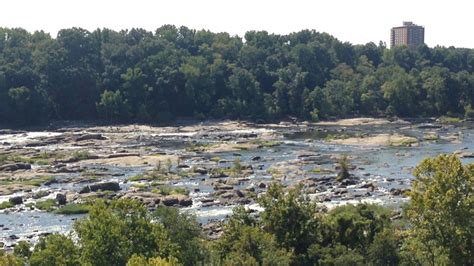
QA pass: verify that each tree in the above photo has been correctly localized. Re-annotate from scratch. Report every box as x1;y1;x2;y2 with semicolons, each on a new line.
368;229;401;266
74;199;175;266
381;68;418;116
403;154;473;265
213;207;292;265
96;89;130;121
13;240;32;259
0;253;23;266
258;184;320;262
154;207;207;265
29;234;79;266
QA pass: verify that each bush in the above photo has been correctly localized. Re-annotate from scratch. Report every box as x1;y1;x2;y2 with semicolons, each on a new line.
55;203;90;214
29;234;79;266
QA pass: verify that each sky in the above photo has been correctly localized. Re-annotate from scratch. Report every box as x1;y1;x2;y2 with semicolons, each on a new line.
1;0;472;48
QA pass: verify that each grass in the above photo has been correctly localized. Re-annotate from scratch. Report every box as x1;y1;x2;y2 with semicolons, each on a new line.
72;151;93;161
0;154;7;164
438;116;462;124
266;167;283;179
35;199;57;212
128;172;169;182
210;156;221;162
33;190;51;199
249;139;281;148
131;183;149;190
185;142;217;152
55;203;90;215
0;201;14;210
389;137;418;147
309;168;334;174
0;176;55;187
0;151;65;166
152;186;189;196
423;133;439;141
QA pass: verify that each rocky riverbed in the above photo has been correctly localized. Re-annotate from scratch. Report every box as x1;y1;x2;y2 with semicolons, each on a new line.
1;118;473;248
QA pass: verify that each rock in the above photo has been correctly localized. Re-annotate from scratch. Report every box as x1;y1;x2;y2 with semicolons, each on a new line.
360;183;375;191
56;193;67;205
0;163;31;172
161;195;192;207
75;134;106;141
390;188;403;196
107;153;140;158
79;182;120;194
341;178;358;186
251;156;261;161
214;184;233;190
178;197;193;207
193;167;208;175
9;196;23;205
219;191;235;199
454;150;474;158
235;190;245;197
210;172;229;178
33;190;51;199
161;196;178;206
416;123;442;129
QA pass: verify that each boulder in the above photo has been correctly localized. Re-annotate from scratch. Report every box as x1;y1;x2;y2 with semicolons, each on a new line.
161;195;192;207
56;193;67;205
193;167;208;175
9;196;23;205
161;196;179;206
210;172;229;178
80;182;120;194
33;190;50;199
0;163;31;172
75;134;106;142
235;190;245;197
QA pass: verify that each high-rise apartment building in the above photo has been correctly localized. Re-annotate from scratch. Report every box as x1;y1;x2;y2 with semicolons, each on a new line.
390;22;425;48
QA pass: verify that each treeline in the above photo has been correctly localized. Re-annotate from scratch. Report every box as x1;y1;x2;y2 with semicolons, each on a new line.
1;26;474;125
1;154;472;265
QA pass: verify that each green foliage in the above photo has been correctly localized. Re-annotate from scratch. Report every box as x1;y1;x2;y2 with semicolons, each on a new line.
1;26;474;124
126;254;177;266
0;253;24;266
258;184;320;257
13;241;32;259
29;234;79;266
154;207;206;265
336;155;351;181
213;207;292;265
72;150;92;161
35;199;57;212
0;201;14;210
55;203;90;214
368;229;401;266
403;154;473;265
97;90;130;121
73;199;176;266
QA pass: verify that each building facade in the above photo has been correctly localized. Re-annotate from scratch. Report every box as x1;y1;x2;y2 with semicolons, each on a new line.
390;22;425;48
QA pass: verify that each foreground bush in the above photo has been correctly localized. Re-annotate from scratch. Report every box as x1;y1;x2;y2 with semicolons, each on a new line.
0;154;471;265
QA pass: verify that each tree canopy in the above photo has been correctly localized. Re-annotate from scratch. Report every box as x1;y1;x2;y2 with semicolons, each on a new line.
0;26;473;125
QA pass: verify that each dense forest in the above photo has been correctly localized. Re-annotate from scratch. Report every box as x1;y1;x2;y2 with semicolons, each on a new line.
1;26;474;125
0;154;472;265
